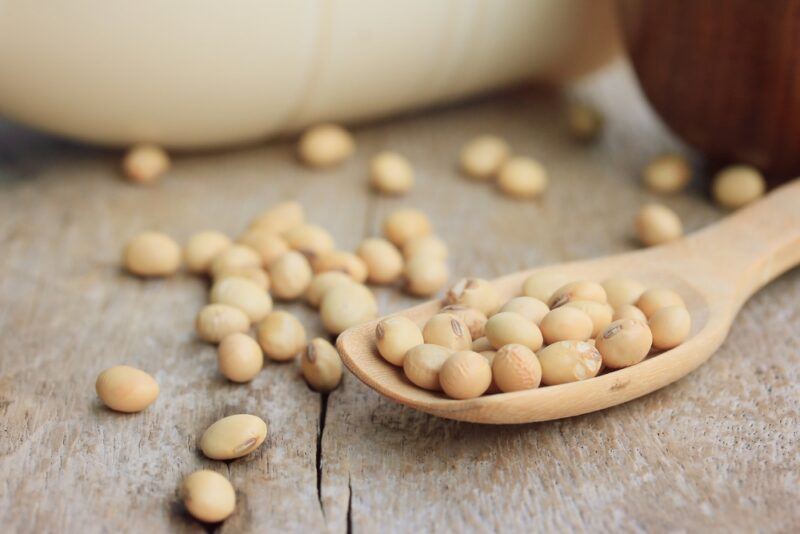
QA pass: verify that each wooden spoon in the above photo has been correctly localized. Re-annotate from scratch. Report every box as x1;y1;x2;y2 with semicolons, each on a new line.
337;180;800;424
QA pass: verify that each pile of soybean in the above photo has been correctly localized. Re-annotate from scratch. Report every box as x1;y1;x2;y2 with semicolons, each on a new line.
97;200;451;523
376;274;691;400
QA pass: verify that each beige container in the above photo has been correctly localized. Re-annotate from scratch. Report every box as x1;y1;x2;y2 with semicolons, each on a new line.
0;0;617;149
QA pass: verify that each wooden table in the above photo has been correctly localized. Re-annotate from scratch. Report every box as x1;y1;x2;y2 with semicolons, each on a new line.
1;71;798;533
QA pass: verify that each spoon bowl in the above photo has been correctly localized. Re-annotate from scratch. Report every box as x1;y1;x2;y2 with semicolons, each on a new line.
337;181;800;423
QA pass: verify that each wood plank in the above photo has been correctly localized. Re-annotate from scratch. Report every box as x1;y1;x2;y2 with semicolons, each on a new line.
0;67;798;533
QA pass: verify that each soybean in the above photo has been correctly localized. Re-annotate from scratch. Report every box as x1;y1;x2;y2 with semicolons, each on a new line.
439;351;492;399
540;306;594;344
459;135;510;180
649;306;691;350
602;277;646;309
636;288;685;318
312;250;368;283
712;165;765;209
370;151;414;195
122;143;169;185
445;277;501;316
123;231;181;277
200;414;267;460
496;157;548;199
301;338;343;392
635;203;683;246
500;296;549;325
184;231;231;274
210;276;273;322
440;304;488;340
214;266;270;292
595;319;653;368
249;201;305;235
375;316;424;366
196;303;251;343
209;245;262;279
305;271;355;308
565;300;613;338
269;251;313;300
548;280;607;308
522;271;571;303
237;230;289;267
404;256;449;296
402;234;448;261
320;282;377;334
257;311;307;361
538;340;602;385
471;336;493;353
491;344;542;392
217;333;263;383
95;365;159;413
566;101;603;142
284;224;336;259
383;209;432;247
402;344;451;391
642;154;691;194
297;123;355;168
422;314;472;351
485;312;543;351
613;304;647;323
357;237;404;285
182;470;236;523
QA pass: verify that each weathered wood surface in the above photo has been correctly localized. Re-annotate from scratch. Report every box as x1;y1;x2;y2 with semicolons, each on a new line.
0;65;798;533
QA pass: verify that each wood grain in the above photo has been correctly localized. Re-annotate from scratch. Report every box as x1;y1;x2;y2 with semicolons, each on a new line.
0;75;798;532
619;0;800;180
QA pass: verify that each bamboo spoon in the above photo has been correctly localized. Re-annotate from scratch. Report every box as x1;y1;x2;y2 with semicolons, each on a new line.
337;180;800;424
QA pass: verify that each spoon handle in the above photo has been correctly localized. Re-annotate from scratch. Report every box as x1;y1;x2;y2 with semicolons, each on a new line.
687;179;800;304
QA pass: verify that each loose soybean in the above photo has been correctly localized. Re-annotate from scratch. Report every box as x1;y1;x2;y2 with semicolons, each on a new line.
357;238;404;285
182;470;236;523
257;311;307;361
383;209;432;248
297;123;355;168
370;151;414;195
124;231;181;277
217;333;263;383
269;251;313;300
301;338;343;392
209;276;273;322
185;231;231;274
404;256;449;296
459;135;510;180
96;365;159;413
320;282;377;334
312;250;368;283
200;414;267;460
305;271;355;308
196;303;251;344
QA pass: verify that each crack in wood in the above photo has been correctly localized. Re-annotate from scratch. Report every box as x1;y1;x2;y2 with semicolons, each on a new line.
346;475;353;534
316;392;329;517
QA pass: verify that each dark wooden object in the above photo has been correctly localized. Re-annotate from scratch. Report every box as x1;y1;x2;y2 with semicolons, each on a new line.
619;0;800;180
